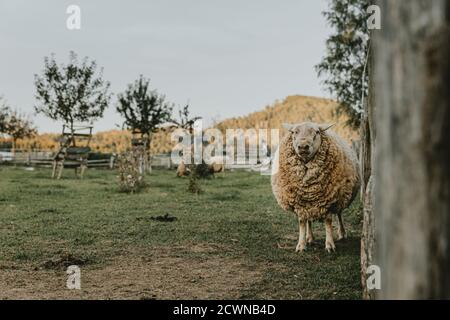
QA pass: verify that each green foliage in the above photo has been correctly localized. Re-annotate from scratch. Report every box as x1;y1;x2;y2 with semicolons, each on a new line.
5;110;37;144
187;168;202;194
193;162;214;179
0;98;36;144
0;97;10;133
316;0;370;129
34;51;111;128
116;75;173;135
187;162;215;194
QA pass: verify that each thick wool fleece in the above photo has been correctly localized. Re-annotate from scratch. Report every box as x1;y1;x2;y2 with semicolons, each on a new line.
271;131;360;221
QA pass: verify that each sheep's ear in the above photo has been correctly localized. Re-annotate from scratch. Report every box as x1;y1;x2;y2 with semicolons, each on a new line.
282;123;295;132
319;123;336;132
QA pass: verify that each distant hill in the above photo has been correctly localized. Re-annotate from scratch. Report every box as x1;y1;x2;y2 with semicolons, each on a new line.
3;95;358;154
215;95;358;143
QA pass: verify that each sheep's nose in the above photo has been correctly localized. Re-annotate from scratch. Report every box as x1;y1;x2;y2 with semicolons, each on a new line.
300;145;310;152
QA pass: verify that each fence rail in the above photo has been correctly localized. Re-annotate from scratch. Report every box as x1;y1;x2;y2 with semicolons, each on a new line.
0;150;175;169
0;150;272;171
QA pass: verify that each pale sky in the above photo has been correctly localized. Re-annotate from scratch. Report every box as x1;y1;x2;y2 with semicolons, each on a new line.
0;0;332;133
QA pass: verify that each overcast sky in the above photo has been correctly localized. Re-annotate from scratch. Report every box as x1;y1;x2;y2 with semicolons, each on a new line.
0;0;332;133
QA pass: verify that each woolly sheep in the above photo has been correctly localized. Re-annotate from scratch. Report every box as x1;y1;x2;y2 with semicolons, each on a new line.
208;156;227;174
176;161;190;177
176;157;225;178
271;122;360;253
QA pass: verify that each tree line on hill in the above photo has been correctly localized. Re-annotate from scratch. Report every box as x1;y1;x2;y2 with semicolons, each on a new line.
1;95;359;154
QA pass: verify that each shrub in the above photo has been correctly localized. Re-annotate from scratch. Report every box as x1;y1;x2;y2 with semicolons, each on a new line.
193;162;214;179
117;151;145;193
187;165;202;194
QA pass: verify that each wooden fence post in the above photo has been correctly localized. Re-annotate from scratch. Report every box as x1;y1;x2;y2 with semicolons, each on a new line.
373;0;450;299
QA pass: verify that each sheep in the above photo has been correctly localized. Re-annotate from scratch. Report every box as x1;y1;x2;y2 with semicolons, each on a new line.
176;161;190;177
271;122;360;253
208;156;226;174
176;158;223;178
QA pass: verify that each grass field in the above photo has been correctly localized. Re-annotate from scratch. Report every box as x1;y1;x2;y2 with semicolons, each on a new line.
0;166;362;299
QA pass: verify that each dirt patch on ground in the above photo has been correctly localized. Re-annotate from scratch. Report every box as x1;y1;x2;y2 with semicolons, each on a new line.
0;243;262;300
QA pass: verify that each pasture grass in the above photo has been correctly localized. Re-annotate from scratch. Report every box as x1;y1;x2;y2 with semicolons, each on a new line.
0;166;362;299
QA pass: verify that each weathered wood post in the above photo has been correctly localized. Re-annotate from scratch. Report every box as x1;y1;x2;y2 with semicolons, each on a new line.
360;40;375;300
373;0;450;299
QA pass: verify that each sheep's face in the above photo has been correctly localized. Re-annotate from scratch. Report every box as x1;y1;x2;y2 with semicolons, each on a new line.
283;122;334;162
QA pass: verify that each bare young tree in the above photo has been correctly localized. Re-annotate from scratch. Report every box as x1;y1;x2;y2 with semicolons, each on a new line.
171;104;201;133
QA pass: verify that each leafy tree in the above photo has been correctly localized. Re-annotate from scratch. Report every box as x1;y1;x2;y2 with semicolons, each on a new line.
34;51;111;131
316;0;370;129
116;75;173;140
116;75;173;172
0;97;10;134
4;110;37;151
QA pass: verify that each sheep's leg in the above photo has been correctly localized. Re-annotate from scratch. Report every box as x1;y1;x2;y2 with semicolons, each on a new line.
295;217;307;252
325;216;336;253
80;164;87;179
337;213;346;241
306;220;314;245
57;162;64;180
51;161;57;179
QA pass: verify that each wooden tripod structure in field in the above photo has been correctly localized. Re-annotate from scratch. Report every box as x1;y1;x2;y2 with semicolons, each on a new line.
52;124;93;179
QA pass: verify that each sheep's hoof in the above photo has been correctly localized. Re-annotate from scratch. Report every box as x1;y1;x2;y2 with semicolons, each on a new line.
325;243;336;253
307;237;314;245
336;234;347;242
295;243;307;253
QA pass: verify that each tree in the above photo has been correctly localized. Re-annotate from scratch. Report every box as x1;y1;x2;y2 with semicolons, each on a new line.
171;104;201;133
116;75;173;172
316;0;370;129
0;97;10;134
373;0;450;299
117;75;173;135
34;51;111;131
4;110;37;151
317;0;375;299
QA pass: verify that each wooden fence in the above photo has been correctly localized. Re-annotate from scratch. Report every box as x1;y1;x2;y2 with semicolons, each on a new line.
0;149;177;170
1;149;276;172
